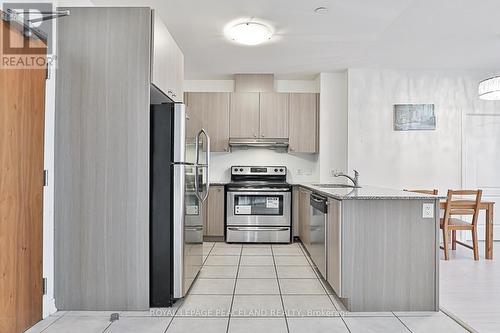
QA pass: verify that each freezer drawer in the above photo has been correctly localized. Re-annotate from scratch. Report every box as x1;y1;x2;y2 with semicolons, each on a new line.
226;226;291;243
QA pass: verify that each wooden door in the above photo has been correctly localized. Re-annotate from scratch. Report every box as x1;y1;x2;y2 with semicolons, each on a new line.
0;20;45;333
186;92;230;152
230;92;260;138
259;93;289;139
289;93;319;153
207;186;225;237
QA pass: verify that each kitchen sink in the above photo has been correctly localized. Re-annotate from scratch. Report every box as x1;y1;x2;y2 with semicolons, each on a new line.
311;183;361;189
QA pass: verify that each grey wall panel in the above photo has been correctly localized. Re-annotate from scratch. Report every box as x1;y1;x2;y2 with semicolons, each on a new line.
341;199;439;311
55;7;151;310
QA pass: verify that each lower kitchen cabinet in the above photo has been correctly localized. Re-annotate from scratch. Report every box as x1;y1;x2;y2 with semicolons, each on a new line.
205;185;225;238
327;198;342;296
292;187;300;237
298;187;311;246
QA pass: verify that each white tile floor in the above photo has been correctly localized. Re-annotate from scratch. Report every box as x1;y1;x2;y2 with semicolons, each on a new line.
28;242;469;333
440;241;500;333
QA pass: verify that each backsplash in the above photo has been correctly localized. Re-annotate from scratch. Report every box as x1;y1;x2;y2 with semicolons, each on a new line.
210;148;319;183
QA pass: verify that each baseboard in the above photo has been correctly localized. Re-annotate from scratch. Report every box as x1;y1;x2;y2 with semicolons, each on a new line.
43;295;57;318
203;236;225;242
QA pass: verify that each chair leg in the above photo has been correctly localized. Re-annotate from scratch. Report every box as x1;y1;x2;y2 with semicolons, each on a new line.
442;228;450;260
452;230;457;250
472;228;479;261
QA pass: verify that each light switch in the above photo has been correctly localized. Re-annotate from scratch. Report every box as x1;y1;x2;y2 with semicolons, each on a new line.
422;203;434;218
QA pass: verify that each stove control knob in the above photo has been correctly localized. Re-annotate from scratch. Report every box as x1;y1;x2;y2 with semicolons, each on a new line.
279;168;284;172
274;168;278;172
239;168;243;172
234;168;238;172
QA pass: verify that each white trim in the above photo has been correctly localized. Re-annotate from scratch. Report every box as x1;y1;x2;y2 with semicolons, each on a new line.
42;296;57;318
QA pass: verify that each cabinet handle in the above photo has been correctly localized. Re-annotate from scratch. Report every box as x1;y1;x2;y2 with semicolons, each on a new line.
253;133;257;138
261;133;265;137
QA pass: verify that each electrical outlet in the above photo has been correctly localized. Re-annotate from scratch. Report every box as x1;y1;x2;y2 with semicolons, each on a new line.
422;203;434;218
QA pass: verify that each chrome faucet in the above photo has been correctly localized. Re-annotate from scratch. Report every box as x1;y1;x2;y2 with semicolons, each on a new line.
333;170;359;187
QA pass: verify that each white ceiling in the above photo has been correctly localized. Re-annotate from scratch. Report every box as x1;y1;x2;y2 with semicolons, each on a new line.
91;0;500;79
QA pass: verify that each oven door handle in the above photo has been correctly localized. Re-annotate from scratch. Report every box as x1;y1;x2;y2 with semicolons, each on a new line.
227;227;290;232
226;188;290;192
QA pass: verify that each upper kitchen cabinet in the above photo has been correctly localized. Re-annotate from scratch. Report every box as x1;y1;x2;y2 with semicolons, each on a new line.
259;93;289;139
151;11;184;102
230;92;260;138
185;92;231;152
289;93;319;153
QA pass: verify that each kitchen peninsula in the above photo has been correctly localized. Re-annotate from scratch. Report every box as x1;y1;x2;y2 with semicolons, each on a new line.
293;184;441;312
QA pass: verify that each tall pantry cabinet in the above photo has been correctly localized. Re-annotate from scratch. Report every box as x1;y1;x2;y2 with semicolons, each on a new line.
55;7;183;310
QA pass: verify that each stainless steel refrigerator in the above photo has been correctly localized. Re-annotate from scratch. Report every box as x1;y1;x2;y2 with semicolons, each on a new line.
150;85;210;307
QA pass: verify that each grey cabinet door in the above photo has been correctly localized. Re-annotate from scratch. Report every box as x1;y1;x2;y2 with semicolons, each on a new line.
289;93;319;153
185;92;230;152
292;187;300;237
299;188;311;246
207;186;225;236
151;10;184;102
55;7;151;310
327;198;342;296
259;92;289;139
230;92;260;138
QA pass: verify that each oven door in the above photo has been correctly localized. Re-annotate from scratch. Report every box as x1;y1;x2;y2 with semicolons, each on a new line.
226;190;291;227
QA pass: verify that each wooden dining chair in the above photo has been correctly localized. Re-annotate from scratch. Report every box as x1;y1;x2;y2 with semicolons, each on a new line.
441;189;482;260
405;189;439;195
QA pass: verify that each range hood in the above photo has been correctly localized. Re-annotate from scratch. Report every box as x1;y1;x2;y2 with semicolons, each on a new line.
229;138;289;149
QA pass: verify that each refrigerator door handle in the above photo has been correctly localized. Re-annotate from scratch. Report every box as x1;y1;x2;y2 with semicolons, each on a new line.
202;129;210;202
194;128;210;203
194;132;202;202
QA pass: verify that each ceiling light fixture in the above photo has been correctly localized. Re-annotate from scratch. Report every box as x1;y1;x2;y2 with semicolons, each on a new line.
478;76;500;100
227;22;273;46
314;6;328;14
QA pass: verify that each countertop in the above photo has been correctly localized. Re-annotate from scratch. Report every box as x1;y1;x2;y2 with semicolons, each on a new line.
209;181;442;200
295;183;444;200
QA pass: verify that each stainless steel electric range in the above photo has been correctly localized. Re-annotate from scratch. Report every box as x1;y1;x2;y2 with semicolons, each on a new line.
225;166;292;243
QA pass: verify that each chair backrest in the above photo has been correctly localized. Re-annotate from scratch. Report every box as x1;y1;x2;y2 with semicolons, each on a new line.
443;189;482;227
404;189;439;195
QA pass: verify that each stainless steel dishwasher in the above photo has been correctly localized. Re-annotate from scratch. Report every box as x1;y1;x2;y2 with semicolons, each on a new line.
309;193;327;279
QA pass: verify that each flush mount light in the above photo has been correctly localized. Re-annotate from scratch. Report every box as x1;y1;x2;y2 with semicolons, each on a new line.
227;22;273;46
479;76;500;100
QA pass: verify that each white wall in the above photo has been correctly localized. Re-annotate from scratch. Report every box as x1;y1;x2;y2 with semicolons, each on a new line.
318;72;348;183
185;79;321;183
346;68;494;192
